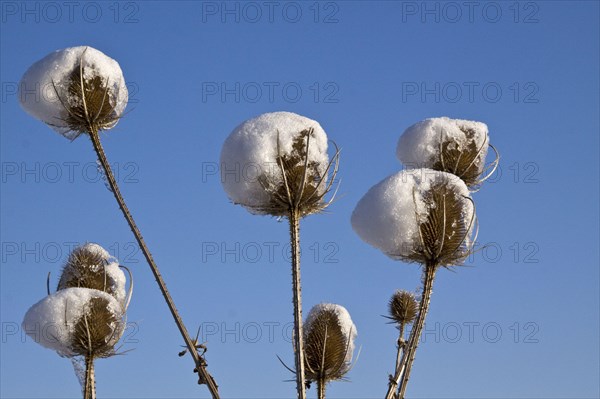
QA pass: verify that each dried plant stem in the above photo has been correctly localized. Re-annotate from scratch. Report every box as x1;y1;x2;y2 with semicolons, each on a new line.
288;208;307;399
385;265;436;399
317;378;326;399
88;129;220;399
397;264;436;399
395;325;406;372
386;332;407;398
83;356;95;399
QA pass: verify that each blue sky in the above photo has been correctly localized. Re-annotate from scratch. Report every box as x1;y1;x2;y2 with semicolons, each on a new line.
1;1;599;398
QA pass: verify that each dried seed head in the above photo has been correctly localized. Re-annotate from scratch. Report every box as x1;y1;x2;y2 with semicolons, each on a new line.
70;295;125;359
257;129;339;217
19;46;128;140
409;177;476;266
352;169;476;267
22;287;125;358
303;303;357;385
388;290;418;327
57;243;127;307
220;112;340;217
397;117;498;189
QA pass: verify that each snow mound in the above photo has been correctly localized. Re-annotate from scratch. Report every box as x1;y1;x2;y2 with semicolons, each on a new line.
220;111;329;214
22;287;123;357
351;169;473;261
19;46;128;138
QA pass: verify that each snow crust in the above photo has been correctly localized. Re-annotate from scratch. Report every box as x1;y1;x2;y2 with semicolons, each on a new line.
351;169;472;259
19;46;128;137
22;287;122;357
396;117;488;169
306;303;357;363
220;112;329;213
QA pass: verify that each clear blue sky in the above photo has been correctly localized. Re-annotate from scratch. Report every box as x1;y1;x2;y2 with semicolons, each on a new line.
1;1;599;398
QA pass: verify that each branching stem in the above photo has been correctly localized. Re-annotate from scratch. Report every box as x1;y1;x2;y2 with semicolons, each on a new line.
385;264;436;399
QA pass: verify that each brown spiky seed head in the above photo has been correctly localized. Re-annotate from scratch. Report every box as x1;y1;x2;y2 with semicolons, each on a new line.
220;112;338;218
70;295;125;358
59;62;123;135
57;243;124;304
408;178;476;267
397;117;493;189
19;46;128;140
388;290;418;327
257;129;335;217
303;304;356;384
431;125;488;188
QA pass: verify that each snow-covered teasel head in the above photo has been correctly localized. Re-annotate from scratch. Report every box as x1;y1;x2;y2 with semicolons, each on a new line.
57;243;130;311
22;287;126;359
396;117;498;189
220;112;339;217
351;169;476;267
19;46;128;140
303;303;357;386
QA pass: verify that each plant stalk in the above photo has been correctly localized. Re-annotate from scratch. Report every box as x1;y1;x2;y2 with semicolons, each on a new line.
385;264;436;399
397;264;436;399
317;378;326;399
288;207;307;399
89;129;220;398
395;325;406;372
83;356;95;399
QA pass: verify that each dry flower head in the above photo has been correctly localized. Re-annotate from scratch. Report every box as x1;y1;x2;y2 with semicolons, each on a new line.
256;128;340;217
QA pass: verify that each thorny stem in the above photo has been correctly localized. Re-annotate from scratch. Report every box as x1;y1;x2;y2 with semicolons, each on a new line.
385;264;436;399
288;208;307;399
317;378;326;399
83;355;95;399
88;129;220;399
397;264;437;399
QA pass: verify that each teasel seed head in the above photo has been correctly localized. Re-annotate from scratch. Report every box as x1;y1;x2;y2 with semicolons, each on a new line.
397;117;499;190
303;303;357;386
19;46;128;140
221;112;340;218
70;294;126;359
57;243;128;309
388;290;418;328
22;287;126;359
408;175;477;267
352;169;476;268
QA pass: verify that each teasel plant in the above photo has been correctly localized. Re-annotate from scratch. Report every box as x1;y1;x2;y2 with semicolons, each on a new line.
395;177;476;399
23;243;133;399
19;46;220;398
385;290;418;393
351;168;478;399
221;112;340;399
300;303;358;399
